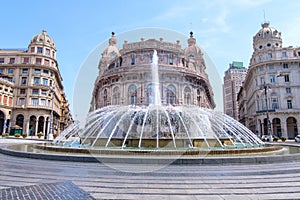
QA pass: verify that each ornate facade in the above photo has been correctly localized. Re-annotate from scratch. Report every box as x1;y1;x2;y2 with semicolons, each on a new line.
238;22;300;139
90;32;215;110
0;30;71;137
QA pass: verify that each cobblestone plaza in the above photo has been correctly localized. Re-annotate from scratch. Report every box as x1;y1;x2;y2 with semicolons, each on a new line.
1;139;300;199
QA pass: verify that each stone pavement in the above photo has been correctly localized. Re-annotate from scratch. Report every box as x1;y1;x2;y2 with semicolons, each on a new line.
1;138;300;199
0;181;95;200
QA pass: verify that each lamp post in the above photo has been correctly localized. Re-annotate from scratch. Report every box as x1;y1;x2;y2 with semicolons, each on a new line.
262;82;272;142
48;87;54;139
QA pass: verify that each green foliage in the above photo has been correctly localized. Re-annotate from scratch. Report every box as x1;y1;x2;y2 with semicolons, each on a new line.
273;136;279;141
14;133;21;138
2;133;9;137
280;136;286;141
37;132;44;138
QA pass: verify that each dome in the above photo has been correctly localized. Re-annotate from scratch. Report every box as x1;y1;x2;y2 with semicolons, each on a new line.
253;22;282;51
102;32;120;60
29;30;55;49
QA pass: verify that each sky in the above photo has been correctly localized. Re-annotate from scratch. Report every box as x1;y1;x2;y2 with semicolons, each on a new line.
1;0;300;120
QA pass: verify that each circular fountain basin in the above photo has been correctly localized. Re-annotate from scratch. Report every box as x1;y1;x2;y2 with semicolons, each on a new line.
2;142;300;165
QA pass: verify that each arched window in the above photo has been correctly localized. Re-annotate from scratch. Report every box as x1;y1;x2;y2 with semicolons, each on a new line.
169;55;173;65
29;115;37;136
166;85;176;105
103;89;108;106
131;56;135;65
197;89;201;106
113;86;120;105
287;117;298;139
37;116;45;134
146;84;153;105
184;86;191;105
128;85;137;105
16;114;24;129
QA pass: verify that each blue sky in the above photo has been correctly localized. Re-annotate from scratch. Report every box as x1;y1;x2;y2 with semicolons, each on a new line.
1;0;300;119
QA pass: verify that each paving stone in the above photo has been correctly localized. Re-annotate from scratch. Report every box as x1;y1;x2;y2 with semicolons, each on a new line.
0;181;95;200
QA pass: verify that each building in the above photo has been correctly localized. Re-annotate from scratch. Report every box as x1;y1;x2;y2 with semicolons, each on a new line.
90;32;215;110
0;75;14;133
223;61;247;120
238;22;300;139
0;30;71;137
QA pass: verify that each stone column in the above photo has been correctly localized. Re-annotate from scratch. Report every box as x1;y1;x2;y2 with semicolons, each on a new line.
25;119;30;136
43;116;47;135
281;119;288;138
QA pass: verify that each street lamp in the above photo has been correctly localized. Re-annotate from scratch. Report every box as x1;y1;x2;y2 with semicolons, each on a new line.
48;87;54;139
262;82;272;142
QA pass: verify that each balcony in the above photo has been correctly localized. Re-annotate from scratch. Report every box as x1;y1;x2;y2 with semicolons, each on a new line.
256;109;276;114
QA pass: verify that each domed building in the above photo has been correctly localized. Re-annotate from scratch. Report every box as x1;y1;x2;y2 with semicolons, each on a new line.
0;30;71;137
238;22;300;139
90;32;215;110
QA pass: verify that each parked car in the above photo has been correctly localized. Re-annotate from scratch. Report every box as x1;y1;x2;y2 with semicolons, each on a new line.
295;135;300;142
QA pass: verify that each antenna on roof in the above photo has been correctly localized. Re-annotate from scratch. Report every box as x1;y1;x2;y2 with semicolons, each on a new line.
263;10;266;22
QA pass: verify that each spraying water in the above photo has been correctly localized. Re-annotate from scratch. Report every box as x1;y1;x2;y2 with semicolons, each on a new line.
52;49;264;150
151;50;161;106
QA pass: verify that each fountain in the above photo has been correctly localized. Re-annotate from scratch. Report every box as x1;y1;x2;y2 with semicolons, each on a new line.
51;49;265;152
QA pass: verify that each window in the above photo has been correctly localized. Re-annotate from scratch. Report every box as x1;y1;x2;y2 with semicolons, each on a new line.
286;87;291;93
41;90;47;96
52;51;55;58
260;77;265;85
282;52;287;58
7;77;13;82
36;58;42;65
169;56;173;65
8;97;12;106
287;100;293;109
269;75;275;83
32;89;39;95
33;77;40;85
44;59;49;66
18;98;25;106
40;99;46;106
268;65;274;70
49;80;53;86
20;89;26;94
50;71;53;76
31;98;38;105
34;69;41;74
42;78;48;85
45;48;50;55
128;85;137;105
8;68;14;74
43;70;49;75
23;57;29;63
21;77;27;85
0;68;3;73
284;74;290;82
131;57;135;65
37;47;43;54
283;63;288;68
271;98;278;109
30;47;35;53
0;58;4;64
9;58;15;64
22;68;28;74
268;53;272;58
